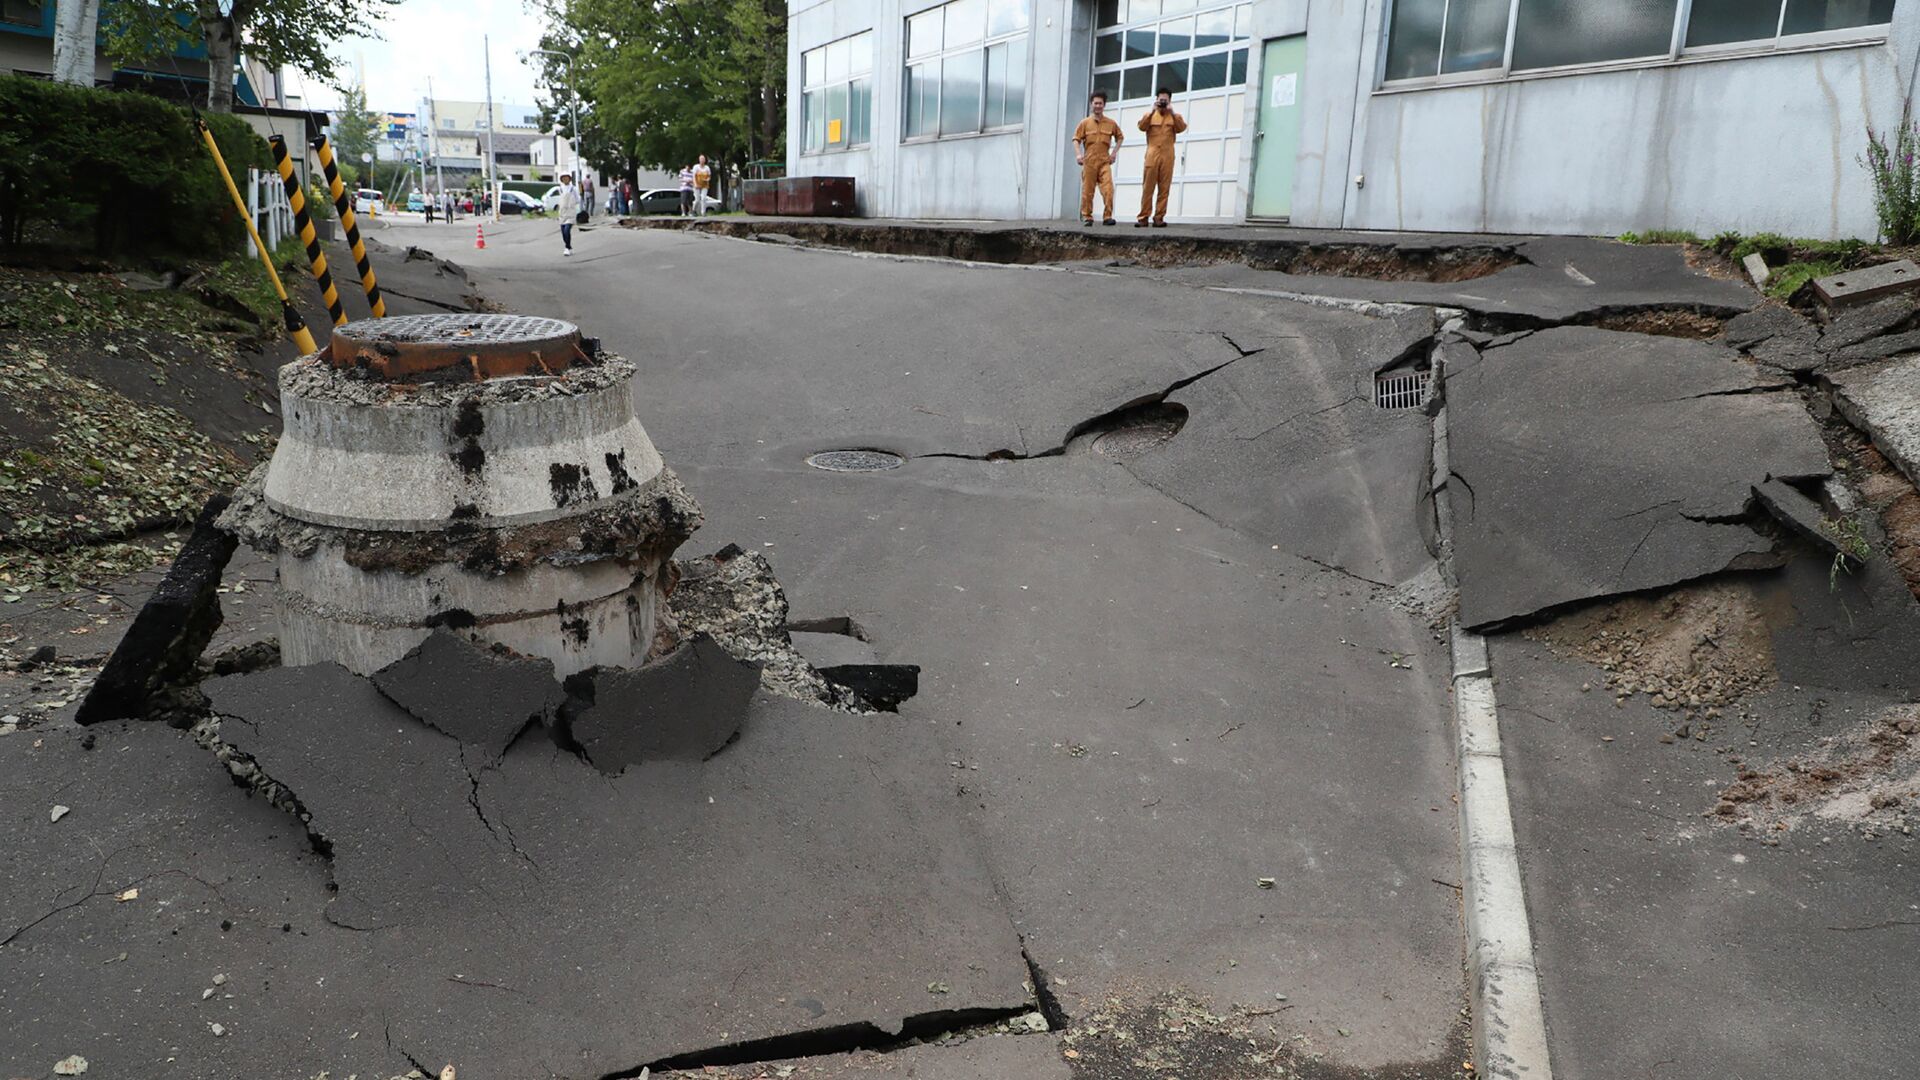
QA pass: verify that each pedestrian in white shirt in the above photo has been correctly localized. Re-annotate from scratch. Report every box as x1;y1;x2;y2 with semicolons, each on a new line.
558;173;581;256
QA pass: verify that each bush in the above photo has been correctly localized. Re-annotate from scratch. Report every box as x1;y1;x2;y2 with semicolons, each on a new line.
0;74;269;257
1862;111;1920;246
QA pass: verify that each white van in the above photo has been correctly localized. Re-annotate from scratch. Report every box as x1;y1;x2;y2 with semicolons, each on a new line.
353;188;385;216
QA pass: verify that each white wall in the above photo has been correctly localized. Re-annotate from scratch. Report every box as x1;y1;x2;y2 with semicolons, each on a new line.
789;0;1081;218
792;0;1920;237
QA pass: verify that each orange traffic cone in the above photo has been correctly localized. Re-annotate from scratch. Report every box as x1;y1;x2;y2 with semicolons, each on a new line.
475;222;486;250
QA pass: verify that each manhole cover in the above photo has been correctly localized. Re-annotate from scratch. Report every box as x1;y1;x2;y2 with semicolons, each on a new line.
327;313;589;382
806;449;905;472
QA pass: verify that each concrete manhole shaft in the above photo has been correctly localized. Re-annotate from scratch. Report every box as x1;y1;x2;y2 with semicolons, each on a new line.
806;449;906;472
225;314;700;678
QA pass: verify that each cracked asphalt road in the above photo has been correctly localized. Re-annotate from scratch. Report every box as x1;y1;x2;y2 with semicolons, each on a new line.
457;218;1467;1063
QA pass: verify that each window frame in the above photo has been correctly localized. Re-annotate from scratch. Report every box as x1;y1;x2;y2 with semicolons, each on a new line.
801;29;876;156
902;0;1032;144
1091;1;1254;110
1374;0;1895;93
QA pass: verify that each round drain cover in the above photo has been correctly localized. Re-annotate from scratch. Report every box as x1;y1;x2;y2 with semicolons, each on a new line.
806;449;906;472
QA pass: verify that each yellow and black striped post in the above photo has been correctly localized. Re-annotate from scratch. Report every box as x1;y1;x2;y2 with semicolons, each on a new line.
310;134;386;318
197;120;318;355
270;135;346;327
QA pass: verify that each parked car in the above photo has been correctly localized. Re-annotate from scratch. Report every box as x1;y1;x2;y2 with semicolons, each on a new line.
633;188;684;215
405;192;425;212
540;185;564;213
352;188;384;215
498;190;542;215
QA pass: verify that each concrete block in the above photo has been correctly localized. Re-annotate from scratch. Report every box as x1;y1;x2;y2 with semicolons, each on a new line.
1743;252;1770;287
1828;355;1920;491
1814;259;1920;309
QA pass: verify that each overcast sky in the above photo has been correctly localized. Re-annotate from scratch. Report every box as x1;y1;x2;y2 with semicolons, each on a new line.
299;0;551;114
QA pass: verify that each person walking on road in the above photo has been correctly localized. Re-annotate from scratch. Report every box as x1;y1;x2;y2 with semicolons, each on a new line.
424;195;437;224
1073;91;1123;227
678;164;696;216
558;172;580;256
1136;88;1187;228
693;155;713;217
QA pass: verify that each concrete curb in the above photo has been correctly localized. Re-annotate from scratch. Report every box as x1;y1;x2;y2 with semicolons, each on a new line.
1451;627;1553;1080
1435;337;1554;1080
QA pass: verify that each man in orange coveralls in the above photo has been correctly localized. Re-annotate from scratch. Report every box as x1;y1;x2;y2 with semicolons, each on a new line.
1072;90;1124;227
1136;87;1187;227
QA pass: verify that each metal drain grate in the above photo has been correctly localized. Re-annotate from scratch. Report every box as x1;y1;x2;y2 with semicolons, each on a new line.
1374;369;1430;410
806;449;906;472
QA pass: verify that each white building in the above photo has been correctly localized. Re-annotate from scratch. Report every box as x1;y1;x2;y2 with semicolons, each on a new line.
788;0;1916;237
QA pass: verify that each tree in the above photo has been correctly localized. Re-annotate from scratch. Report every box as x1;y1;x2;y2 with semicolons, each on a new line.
329;81;379;186
99;0;397;113
531;0;785;190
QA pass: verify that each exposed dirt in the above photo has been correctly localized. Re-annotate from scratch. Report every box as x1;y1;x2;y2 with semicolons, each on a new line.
1059;986;1473;1080
1583;307;1726;339
634;218;1524;283
1711;703;1920;837
1525;578;1782;739
1819;418;1920;602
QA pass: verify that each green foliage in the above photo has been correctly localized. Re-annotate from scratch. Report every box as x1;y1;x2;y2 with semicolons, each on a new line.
1618;229;1703;245
330;82;380;178
0;75;269;256
532;0;786;183
1766;260;1847;299
1862;111;1920;245
100;0;398;112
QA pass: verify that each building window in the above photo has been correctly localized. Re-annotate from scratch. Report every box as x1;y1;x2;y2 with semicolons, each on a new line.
1381;0;1895;83
1;0;41;26
803;30;874;153
1092;0;1250;110
904;0;1029;140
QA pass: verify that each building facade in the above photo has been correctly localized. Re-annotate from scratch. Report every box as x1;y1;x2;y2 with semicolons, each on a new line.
789;0;1919;237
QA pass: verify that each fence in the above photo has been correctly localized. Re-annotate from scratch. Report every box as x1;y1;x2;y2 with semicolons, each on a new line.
245;167;295;257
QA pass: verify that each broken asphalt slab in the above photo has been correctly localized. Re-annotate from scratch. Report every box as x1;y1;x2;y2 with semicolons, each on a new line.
207;663;1033;1079
1124;307;1441;587
1447;326;1830;627
73;494;237;726
565;632;764;770
370;629;566;757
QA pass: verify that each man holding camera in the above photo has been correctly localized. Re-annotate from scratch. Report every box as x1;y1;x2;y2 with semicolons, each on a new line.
1136;87;1187;228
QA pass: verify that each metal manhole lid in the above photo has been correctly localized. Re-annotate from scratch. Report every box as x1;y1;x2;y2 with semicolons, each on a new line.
327;314;590;382
806;449;905;472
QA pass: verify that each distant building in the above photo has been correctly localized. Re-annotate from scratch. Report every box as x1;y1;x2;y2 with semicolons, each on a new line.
787;0;1915;238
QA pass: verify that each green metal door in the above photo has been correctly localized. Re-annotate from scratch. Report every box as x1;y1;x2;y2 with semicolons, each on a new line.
1249;35;1306;220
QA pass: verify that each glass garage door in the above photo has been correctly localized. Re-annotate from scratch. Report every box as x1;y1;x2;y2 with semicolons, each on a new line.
1091;0;1251;222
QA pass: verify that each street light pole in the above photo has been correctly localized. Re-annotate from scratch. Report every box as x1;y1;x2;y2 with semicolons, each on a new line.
530;48;582;184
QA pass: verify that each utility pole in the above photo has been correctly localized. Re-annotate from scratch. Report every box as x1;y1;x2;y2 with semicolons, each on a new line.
426;76;445;206
483;34;497;220
51;0;99;86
